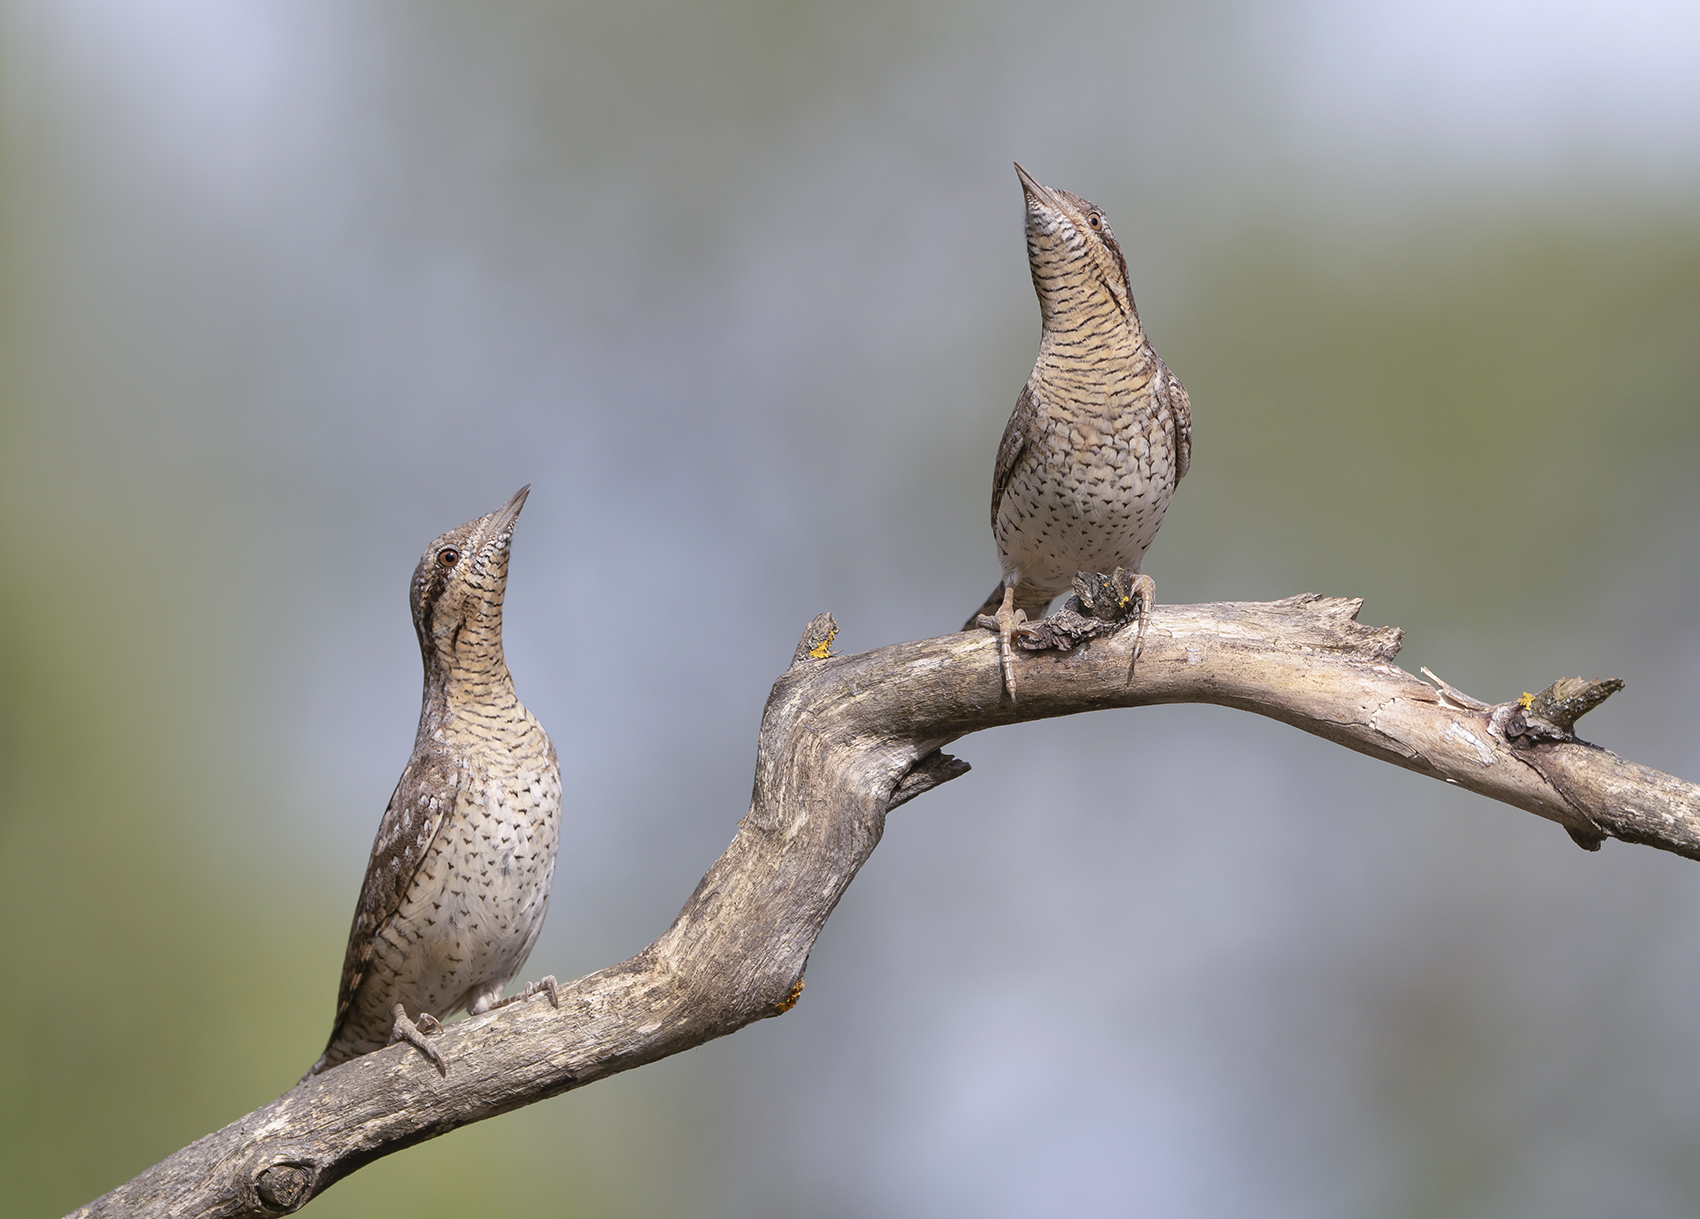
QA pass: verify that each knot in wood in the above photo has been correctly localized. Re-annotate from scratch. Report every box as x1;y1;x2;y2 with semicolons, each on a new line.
254;1162;314;1212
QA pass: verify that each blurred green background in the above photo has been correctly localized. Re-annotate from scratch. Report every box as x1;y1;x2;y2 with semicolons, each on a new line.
3;1;1699;1215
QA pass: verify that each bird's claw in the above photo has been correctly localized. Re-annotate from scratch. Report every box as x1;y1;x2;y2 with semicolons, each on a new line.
389;1003;448;1076
522;975;561;1009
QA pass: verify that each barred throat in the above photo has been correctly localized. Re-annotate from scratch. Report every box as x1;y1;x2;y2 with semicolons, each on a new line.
1027;205;1141;327
421;607;522;743
1031;260;1150;410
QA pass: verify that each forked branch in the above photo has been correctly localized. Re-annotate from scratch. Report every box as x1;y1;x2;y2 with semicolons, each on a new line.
72;596;1700;1217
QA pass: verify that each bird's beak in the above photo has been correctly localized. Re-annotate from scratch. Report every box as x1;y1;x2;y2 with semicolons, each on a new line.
490;484;531;539
1014;162;1060;210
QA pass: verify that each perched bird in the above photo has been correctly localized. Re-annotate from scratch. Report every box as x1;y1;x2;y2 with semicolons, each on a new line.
305;486;562;1078
966;163;1191;697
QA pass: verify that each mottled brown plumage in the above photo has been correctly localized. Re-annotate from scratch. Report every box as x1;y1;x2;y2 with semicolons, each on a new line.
306;486;562;1078
967;164;1192;696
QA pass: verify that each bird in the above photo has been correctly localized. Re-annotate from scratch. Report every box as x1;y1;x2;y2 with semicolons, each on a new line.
305;485;563;1078
966;163;1191;698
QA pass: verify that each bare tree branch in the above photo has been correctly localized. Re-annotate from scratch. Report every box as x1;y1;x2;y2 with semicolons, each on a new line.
71;595;1700;1217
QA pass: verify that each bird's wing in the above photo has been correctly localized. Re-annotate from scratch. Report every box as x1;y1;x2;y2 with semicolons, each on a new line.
991;381;1042;529
1160;357;1192;482
324;746;462;1041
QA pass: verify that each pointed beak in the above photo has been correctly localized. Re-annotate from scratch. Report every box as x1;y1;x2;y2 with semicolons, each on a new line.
490;484;531;540
1014;162;1059;209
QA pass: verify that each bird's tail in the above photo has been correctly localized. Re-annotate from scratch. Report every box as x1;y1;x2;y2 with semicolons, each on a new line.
962;581;1055;632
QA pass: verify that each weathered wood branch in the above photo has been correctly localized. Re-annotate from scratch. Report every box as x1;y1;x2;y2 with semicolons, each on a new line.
73;595;1700;1217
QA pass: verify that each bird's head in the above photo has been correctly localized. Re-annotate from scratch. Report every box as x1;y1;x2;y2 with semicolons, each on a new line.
1015;162;1136;326
409;484;530;666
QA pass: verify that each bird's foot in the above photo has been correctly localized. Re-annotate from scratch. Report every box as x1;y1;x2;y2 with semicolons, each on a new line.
525;975;562;1008
389;1003;448;1076
1125;572;1155;682
1005;568;1152;679
976;583;1038;702
488;975;562;1011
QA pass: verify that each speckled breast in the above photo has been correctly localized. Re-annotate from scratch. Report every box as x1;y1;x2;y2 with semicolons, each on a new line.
348;711;561;1047
995;384;1178;598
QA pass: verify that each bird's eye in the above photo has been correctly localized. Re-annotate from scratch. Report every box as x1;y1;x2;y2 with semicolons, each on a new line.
1087;212;1103;230
437;547;461;568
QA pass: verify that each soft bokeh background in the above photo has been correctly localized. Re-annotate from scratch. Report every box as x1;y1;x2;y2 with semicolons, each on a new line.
3;2;1698;1215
